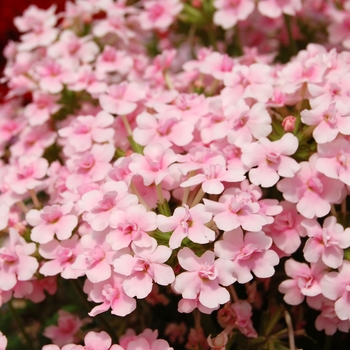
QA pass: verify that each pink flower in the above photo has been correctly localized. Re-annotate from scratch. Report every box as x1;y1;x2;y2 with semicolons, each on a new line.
241;133;300;188
214;228;279;283
173;247;235;310
0;228;39;291
71;331;120;350
302;216;350;268
213;0;255;30
0;203;10;231
84;273;136;317
99;82;146;115
277;154;344;218
26;203;78;244
0;331;7;350
278;259;326;305
321;261;350;320
39;235;84;279
113;238;175;299
139;0;183;31
44;310;87;347
157;204;215;249
258;0;302;18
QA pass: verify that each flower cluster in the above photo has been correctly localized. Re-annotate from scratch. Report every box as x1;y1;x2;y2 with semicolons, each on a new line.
2;0;350;349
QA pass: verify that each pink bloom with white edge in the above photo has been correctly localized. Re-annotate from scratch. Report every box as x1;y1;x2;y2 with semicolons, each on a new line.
58;111;115;153
139;0;183;31
5;155;48;195
113;238;174;299
84;273;136;317
99;82;146;115
106;204;157;250
71;331;121;350
204;187;268;232
44;310;87;347
321;260;350;321
157;204;215;249
129;144;178;186
39;235;84;279
278;259;326;305
26;203;78;244
258;0;302;18
214;228;279;283
241;133;300;188
0;228;39;291
277;154;344;219
78;180;138;231
173;248;235;310
302;216;350;269
213;0;255;30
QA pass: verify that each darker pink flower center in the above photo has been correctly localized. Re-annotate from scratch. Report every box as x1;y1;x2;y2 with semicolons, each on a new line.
17;164;34;179
134;258;150;272
221;55;234;72
85;245;105;266
198;264;218;280
149;4;165;20
102;284;120;303
57;247;74;264
41;207;62;223
78;153;95;169
120;222;138;235
93;192;118;212
307;176;323;193
204;164;221;179
157;118;177;135
0;248;18;263
266;152;280;164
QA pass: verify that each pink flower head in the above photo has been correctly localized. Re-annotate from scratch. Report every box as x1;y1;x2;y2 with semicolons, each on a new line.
302;216;350;268
0;228;39;291
107;204;157;250
277;154;344;219
26;203;78;244
99;82;146;115
204;187;268;232
58;111;115;153
113;238;175;299
44;310;87;347
213;0;255;30
278;259;326;305
5;155;48;195
84;273;136;317
241;133;300;188
139;0;183;31
214;228;279;283
157;204;215;249
71;331;120;350
321;261;350;321
128;144;178;186
173;247;235;310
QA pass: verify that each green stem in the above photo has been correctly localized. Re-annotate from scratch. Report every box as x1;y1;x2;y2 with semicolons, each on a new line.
8;300;35;350
324;335;332;350
284;14;297;57
190;187;205;207
69;279;119;344
29;190;41;209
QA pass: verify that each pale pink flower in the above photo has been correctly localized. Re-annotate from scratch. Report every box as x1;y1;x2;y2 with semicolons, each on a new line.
0;203;10;231
157;204;214;249
26;203;78;244
199;52;235;81
99;82;146;115
301;102;350;144
58;111;115;153
278;259;326;305
302;216;350;268
106;204;157;250
214;228;279;283
128;144;177;186
315;136;350;186
241;133;300;188
0;332;7;350
5;155;48;195
258;0;302;18
0;228;39;291
39;235;84;279
113;238;175;299
44;310;87;347
24;92;60;126
204;187;268;232
321;261;350;321
84;273;136;317
277;154;344;219
213;0;255;30
139;0;183;31
71;331;121;350
173;247;235;310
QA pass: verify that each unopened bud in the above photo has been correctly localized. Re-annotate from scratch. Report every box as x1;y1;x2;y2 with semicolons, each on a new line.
282;115;296;132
